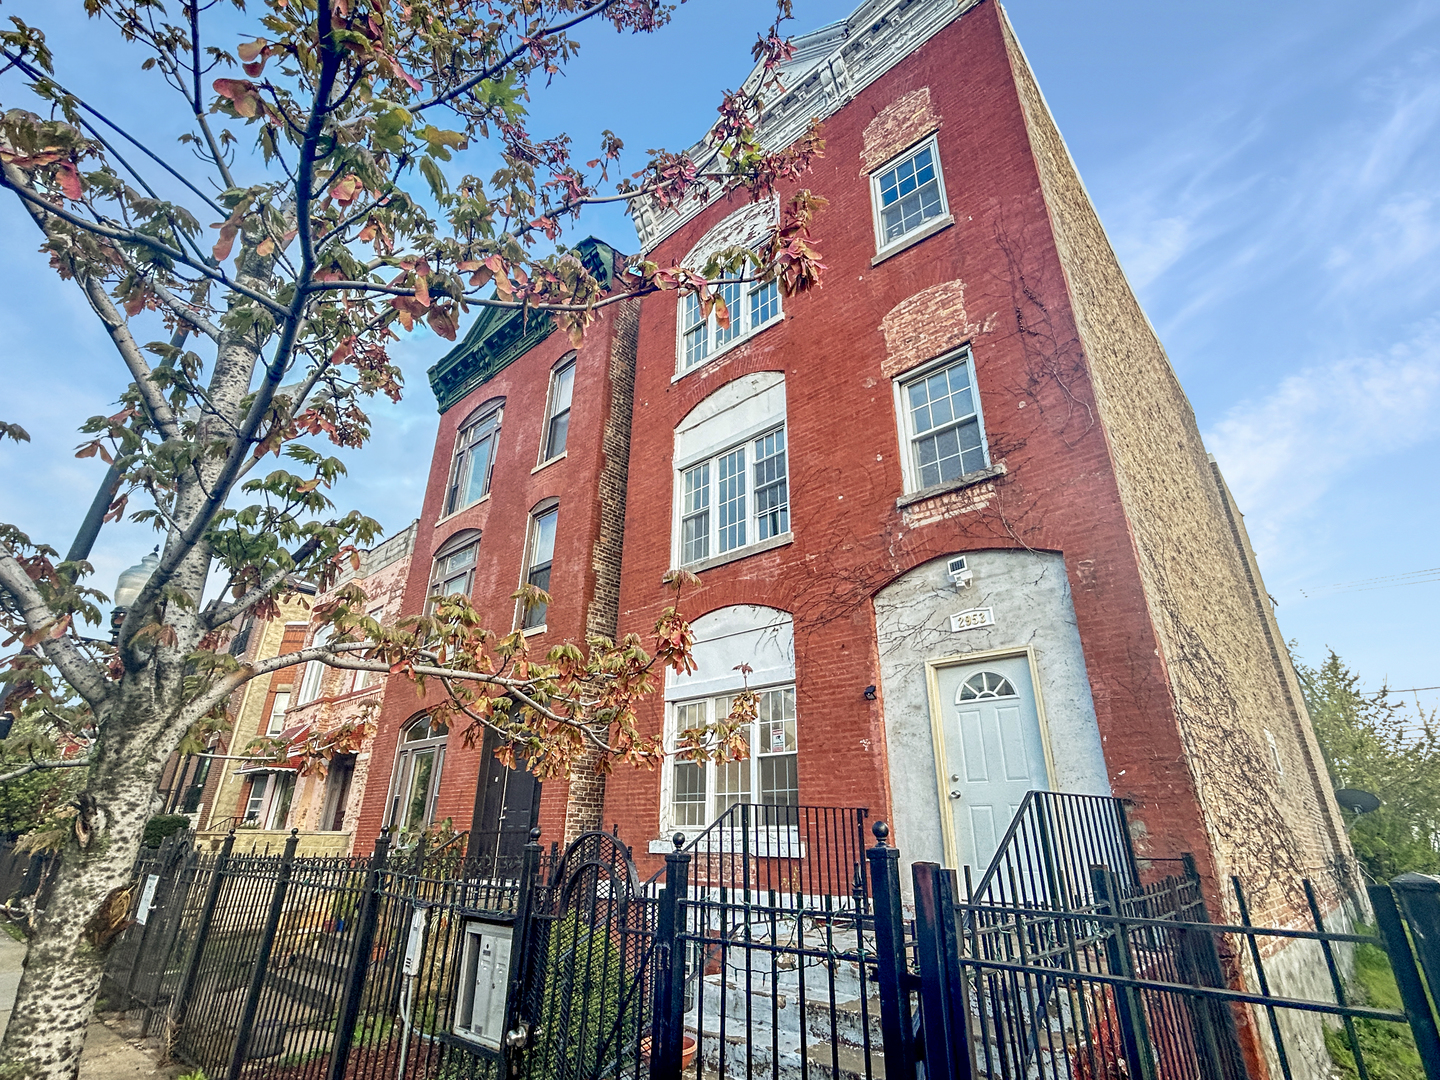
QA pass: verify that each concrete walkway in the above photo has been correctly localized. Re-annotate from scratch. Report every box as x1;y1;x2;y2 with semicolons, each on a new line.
0;933;182;1078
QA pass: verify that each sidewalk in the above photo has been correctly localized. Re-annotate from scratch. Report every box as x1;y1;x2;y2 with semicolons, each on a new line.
0;933;182;1078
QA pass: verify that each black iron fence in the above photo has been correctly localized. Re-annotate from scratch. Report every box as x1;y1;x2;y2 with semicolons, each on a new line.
94;795;1440;1080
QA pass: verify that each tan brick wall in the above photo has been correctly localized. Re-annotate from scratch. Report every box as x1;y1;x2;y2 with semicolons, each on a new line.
999;10;1355;935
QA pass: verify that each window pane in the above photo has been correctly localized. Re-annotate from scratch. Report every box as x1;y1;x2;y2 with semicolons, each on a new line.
915;417;982;487
756;687;797;752
445;544;477;575
681;463;710;564
878;144;944;244
267;691;291;735
530;509;557;568
683;294;708;368
672;762;707;828
716;447;746;553
244;775;268;821
750;280;779;327
713;281;743;346
404;750;435;830
461;431;495;506
753;429;789;540
759;754;799;807
544;364;574;459
714;759;751;816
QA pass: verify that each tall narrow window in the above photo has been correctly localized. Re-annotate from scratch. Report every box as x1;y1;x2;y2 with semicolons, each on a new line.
897;349;989;492
753;429;789;541
428;531;480;614
871;137;949;251
541;358;575;462
243;775;269;822
522;505;558;630
446;404;502;514
265;690;291;735
387;714;448;833
682;293;709;370
296;625;332;705
681;464;710;565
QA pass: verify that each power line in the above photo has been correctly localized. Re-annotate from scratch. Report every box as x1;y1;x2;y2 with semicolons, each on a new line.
1299;566;1440;599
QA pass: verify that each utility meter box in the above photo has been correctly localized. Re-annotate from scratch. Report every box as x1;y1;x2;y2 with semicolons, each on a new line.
453;920;515;1052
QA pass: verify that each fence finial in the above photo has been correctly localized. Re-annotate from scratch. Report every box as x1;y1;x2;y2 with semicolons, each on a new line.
529;827;542;842
672;832;686;851
872;820;890;846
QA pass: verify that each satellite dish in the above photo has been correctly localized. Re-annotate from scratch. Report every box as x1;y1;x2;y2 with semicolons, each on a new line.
1334;789;1381;815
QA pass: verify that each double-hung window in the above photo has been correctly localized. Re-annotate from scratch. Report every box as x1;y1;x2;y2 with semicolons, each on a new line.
387;714;448;834
265;690;291;736
669;686;798;829
679;427;788;565
871;136;949;253
897;349;989;491
295;625;332;705
521;505;557;630
429;532;480;613
446;404;502;515
540;358;574;462
678;273;782;373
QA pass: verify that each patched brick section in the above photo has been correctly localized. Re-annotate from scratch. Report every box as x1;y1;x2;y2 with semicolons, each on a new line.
880;279;996;378
900;481;995;529
861;87;940;172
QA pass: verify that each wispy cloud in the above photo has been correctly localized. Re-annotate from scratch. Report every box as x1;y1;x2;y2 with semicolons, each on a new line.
1204;323;1440;553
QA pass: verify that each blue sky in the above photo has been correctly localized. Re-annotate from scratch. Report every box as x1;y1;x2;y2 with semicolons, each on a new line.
1;0;1436;712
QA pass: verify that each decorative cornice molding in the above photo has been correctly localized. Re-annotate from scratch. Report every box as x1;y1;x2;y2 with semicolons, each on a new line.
629;0;980;253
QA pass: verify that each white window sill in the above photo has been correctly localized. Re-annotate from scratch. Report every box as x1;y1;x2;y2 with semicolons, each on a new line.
896;463;1006;509
521;624;547;638
434;493;489;527
532;452;566;475
648;825;805;857
871;215;955;267
672;316;783;384
679;531;793;575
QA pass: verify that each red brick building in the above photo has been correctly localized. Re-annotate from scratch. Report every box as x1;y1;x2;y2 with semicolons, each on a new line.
352;240;639;860
355;2;1355;1049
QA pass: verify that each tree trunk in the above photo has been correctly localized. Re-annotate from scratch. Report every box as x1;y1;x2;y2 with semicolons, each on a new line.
0;724;168;1080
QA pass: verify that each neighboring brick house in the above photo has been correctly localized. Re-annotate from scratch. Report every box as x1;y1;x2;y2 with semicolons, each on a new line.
349;1;1356;1067
352;239;638;860
193;522;417;855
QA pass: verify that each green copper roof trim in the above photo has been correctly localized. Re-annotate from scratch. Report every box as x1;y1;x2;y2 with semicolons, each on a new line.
427;237;624;414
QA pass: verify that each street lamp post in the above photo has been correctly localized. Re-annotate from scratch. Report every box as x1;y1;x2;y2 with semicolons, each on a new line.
111;548;159;645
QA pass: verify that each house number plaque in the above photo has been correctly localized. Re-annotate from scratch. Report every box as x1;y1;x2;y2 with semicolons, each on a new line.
948;607;995;633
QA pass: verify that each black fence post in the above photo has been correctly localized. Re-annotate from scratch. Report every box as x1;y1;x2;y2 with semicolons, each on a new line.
911;861;971;1080
1368;883;1440;1080
1090;865;1156;1080
1391;873;1440;1007
502;828;544;1073
170;830;235;1033
866;822;916;1080
653;832;691;1080
1174;853;1243;1080
225;828;300;1080
324;830;391;1080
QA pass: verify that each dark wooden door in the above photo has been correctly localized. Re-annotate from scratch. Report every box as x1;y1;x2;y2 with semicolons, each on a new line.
468;725;542;871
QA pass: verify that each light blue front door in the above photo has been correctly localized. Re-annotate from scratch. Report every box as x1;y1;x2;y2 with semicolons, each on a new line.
936;655;1049;877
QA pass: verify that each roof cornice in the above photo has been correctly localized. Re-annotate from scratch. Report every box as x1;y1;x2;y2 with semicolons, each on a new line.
629;0;980;253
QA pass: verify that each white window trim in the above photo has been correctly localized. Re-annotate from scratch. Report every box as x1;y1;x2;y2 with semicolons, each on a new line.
384;717;449;832
658;682;799;840
671;423;791;571
891;346;992;496
537;355;576;466
445;402;504;516
515;502;558;632
869;133;951;259
295;626;332;706
673;275;783;380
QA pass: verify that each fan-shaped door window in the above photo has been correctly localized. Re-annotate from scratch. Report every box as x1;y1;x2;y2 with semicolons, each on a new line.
958;671;1017;701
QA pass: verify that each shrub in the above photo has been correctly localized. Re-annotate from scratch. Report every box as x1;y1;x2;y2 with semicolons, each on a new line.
142;814;191;847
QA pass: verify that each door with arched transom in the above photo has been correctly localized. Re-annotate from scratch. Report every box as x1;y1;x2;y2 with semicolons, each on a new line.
934;654;1049;877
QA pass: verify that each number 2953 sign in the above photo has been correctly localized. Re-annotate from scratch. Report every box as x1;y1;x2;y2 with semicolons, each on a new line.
948;607;995;633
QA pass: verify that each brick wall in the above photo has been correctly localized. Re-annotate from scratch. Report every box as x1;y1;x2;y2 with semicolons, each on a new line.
351;300;638;853
996;8;1354;932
